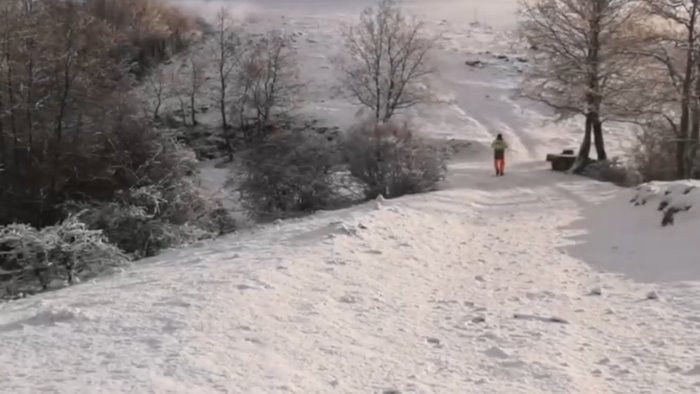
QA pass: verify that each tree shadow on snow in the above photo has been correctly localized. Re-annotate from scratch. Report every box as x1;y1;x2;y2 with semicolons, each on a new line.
559;188;700;284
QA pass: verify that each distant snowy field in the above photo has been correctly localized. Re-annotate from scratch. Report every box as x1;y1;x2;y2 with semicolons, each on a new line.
170;0;520;28
1;1;697;394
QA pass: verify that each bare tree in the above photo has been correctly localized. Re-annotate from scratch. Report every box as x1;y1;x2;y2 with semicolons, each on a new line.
145;67;167;120
212;6;242;160
249;32;300;138
185;54;205;126
519;0;644;172
234;31;300;142
338;0;436;122
0;0;215;233
639;0;700;178
0;3;17;172
168;68;189;126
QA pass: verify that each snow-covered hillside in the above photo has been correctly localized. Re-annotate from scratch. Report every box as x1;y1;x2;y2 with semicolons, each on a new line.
3;166;700;394
1;1;698;393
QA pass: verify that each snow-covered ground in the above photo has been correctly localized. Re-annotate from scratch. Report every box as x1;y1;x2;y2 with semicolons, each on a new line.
1;1;698;393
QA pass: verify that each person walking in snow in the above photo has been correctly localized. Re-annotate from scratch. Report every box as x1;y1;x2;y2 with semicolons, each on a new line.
491;134;508;176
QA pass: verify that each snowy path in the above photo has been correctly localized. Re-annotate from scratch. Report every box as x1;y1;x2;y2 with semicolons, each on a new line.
3;161;700;393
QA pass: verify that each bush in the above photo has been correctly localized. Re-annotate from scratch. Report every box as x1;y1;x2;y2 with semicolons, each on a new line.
342;120;446;199
583;158;638;187
0;0;196;227
0;216;126;299
65;178;234;258
84;0;197;76
629;126;678;182
238;131;340;220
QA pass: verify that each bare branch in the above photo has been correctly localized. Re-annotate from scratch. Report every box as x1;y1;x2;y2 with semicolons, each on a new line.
337;0;436;122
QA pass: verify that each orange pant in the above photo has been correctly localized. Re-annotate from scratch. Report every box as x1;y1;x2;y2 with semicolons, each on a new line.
495;159;505;174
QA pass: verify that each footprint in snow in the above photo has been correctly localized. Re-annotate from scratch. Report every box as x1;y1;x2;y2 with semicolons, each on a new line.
338;295;359;304
682;365;700;376
236;284;256;291
484;346;510;359
500;360;527;369
426;337;442;348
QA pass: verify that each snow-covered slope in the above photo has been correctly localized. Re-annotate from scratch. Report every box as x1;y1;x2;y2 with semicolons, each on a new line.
1;2;698;394
3;166;700;394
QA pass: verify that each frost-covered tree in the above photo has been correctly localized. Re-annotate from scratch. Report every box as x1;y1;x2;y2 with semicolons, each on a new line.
145;67;168;120
519;0;644;172
639;0;700;178
338;0;436;122
186;54;206;126
211;6;243;160
233;31;300;142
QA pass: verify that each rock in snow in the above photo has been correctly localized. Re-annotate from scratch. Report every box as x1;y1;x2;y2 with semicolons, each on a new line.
646;290;660;301
589;287;603;296
513;313;570;324
471;316;486;324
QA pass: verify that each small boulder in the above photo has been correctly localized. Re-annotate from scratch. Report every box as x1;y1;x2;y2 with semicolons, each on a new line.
471;316;486;324
589;287;603;296
484;346;510;359
465;59;484;67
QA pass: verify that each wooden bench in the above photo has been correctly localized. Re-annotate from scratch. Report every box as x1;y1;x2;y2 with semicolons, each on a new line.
546;149;576;172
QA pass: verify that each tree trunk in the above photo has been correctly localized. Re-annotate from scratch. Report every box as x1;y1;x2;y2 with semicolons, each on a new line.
221;102;233;162
189;93;197;126
0;60;5;167
54;82;69;194
587;3;605;163
678;103;690;179
25;41;34;159
570;113;593;174
220;92;228;130
53;49;73;195
374;19;385;122
677;1;698;179
6;51;18;171
689;63;700;178
153;88;162;119
592;114;606;160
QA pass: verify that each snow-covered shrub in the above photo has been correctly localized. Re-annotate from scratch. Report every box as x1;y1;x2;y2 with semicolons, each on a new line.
0;1;198;228
41;113;236;258
630;181;700;226
85;0;197;76
0;92;199;228
629;126;677;182
238;131;340;220
0;217;126;299
66;179;233;258
583;158;638;186
341;120;446;200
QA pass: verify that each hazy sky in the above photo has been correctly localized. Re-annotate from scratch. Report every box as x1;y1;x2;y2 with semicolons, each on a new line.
167;0;519;29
